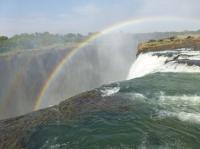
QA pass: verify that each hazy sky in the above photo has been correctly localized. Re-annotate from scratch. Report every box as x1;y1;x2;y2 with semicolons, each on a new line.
0;0;200;36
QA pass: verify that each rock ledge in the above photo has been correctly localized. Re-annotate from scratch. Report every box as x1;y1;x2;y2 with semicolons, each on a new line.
138;35;200;54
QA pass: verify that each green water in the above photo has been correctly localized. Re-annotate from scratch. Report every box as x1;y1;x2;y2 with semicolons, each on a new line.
25;73;200;149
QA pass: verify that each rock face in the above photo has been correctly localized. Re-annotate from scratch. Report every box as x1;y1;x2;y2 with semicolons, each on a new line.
137;35;200;54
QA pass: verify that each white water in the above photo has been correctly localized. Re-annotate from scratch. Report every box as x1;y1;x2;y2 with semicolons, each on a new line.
158;111;200;124
129;91;200;124
127;52;167;79
127;49;200;79
154;92;200;124
100;86;120;97
126;48;200;124
159;94;200;105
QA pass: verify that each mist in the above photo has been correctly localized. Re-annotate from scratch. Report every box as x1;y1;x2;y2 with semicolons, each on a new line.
0;29;199;120
40;33;138;108
0;32;140;119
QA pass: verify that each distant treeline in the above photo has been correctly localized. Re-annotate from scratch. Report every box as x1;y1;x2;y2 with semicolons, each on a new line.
1;30;200;53
0;32;91;53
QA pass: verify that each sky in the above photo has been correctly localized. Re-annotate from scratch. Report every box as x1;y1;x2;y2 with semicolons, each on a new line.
0;0;200;36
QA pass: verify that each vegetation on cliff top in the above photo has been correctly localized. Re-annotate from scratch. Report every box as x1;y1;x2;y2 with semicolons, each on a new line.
1;30;200;54
138;35;200;54
0;32;90;53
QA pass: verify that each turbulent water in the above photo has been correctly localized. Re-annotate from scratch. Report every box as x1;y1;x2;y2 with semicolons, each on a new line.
128;48;200;79
22;48;200;149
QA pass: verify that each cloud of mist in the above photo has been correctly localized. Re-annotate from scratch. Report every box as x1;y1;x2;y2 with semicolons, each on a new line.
40;33;137;108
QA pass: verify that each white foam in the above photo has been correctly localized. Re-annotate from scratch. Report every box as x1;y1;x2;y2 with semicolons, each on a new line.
159;94;200;105
100;86;120;97
177;112;200;123
159;62;200;73
127;50;200;80
132;93;147;99
127;53;167;79
158;111;200;124
152;93;200;124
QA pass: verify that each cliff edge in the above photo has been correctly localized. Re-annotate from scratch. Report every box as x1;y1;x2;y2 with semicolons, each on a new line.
138;35;200;55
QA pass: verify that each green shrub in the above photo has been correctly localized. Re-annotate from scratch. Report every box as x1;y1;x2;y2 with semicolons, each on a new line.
148;39;156;43
169;36;176;41
0;36;8;41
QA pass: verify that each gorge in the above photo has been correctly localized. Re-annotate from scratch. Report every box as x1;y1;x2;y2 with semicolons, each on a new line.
1;34;200;149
